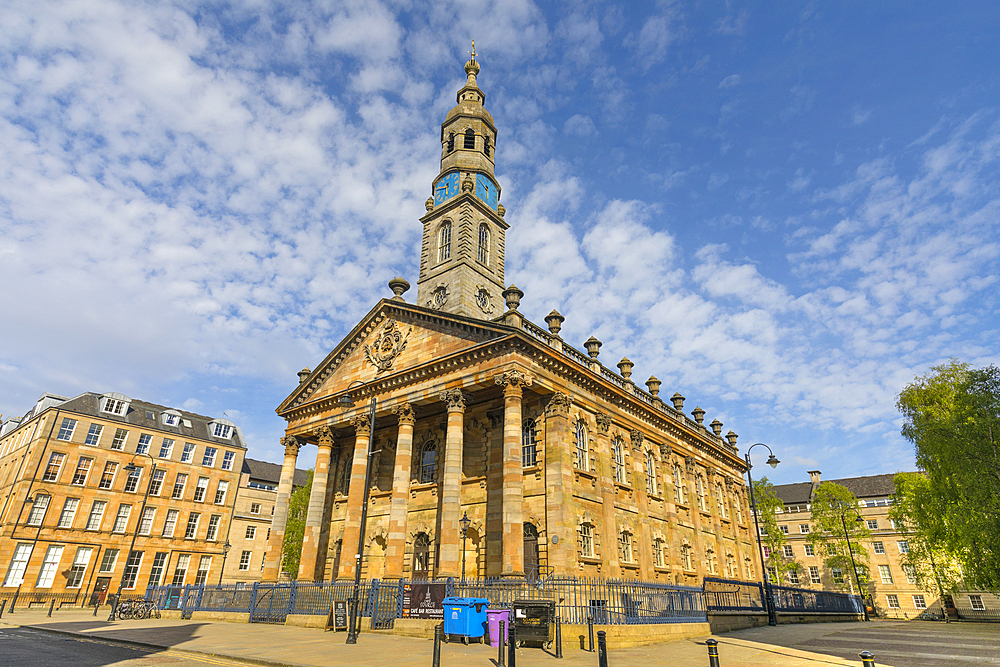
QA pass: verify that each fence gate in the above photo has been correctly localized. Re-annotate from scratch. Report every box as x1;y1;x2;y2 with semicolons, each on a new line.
250;584;294;624
369;580;401;630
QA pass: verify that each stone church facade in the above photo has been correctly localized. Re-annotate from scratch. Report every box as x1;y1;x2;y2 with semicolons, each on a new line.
263;55;757;586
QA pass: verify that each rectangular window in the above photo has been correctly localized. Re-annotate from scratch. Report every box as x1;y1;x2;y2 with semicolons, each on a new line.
103;397;127;415
71;457;93;485
221;451;235;471
194;555;212;585
84;424;104;446
245;525;256;540
832;568;844;585
799;524;810;534
163;413;179;426
897;540;909;553
57;418;78;441
26;494;50;525
66;547;93;588
3;544;33;587
136;433;152;455
904;565;917;584
779;525;789;534
110;428;128;451
42;452;65;481
121;551;143;589
970;595;985;611
804;544;815;556
86;500;107;530
98;461;118;489
181;443;196;463
873;541;885;554
139;507;156;535
185;512;200;539
214;480;229;504
99;548;119;573
149;469;165;496
913;595;926;609
250;503;261;515
123;466;142;493
171;554;190;585
202;447;218;467
57;498;79;528
149;552;168;587
159;438;174;459
762;545;771;559
809;566;821;584
786;569;800;585
193;477;209;502
782;545;794;558
36;545;65;588
206;515;221;541
239;551;251;571
212;423;232;439
879;564;893;584
172;473;188;499
162;509;180;537
886;594;900;609
112;504;132;533
866;519;878;530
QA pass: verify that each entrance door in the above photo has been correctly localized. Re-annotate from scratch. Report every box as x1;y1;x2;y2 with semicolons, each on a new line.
523;523;539;580
91;577;111;606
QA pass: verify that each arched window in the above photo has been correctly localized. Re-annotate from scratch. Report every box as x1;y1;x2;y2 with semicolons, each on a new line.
645;450;657;496
716;482;728;518
483;134;491;157
419;441;437;483
618;529;633;563
522;419;537;467
477;224;490;264
438;222;451;263
612;438;626;484
696;475;708;512
464;128;475;149
447;132;455;152
653;538;666;568
578;522;595;558
413;533;430;577
574;419;588;472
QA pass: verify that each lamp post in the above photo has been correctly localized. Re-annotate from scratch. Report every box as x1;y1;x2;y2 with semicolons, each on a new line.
109;452;156;621
338;379;378;645
744;443;780;627
460;512;471;583
838;506;870;622
218;540;232;585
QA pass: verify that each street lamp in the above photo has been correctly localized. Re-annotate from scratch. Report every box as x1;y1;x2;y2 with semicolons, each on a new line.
218;540;232;585
338;379;378;645
745;443;780;627
837;504;870;621
109;452;156;621
460;512;471;584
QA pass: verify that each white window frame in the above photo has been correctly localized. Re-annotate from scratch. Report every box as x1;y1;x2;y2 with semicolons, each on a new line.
250;503;261;515
193;477;209;502
185;512;200;539
879;564;893;584
181;443;196;463
221;451;235;471
86;501;106;531
36;545;65;588
239;551;252;571
42;452;65;482
123;466;142;493
913;595;926;609
970;595;985;611
245;525;256;540
3;543;33;587
112;504;132;533
212;423;233;439
27;495;50;525
886;594;900;609
159;438;174;459
162;509;180;537
110;428;128;451
99;549;119;573
809;566;821;584
214;480;229;505
139;507;156;535
122;551;143;589
66;547;93;588
206;515;221;541
84;424;104;446
57;498;79;528
56;418;77;441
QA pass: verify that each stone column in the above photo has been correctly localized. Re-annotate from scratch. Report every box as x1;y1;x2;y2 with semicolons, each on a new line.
298;427;334;581
594;412;620;577
484;408;505;577
337;415;371;581
262;435;301;581
384;404;415;579
631;430;653;580
495;370;531;576
436;389;468;578
543;392;573;576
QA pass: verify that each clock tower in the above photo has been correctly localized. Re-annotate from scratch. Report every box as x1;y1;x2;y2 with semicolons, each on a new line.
415;50;508;319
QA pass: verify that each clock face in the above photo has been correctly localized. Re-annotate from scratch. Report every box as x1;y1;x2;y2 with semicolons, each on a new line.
475;174;499;210
434;172;460;205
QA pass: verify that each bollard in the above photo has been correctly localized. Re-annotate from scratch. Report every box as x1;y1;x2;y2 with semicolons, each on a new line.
706;639;720;667
432;622;442;667
588;613;595;652
508;620;517;667
48;599;55;617
555;615;562;658
860;651;875;667
597;630;608;667
0;599;6;619
9;590;17;615
498;619;506;667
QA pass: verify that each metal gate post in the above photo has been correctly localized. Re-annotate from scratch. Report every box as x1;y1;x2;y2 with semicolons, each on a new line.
249;582;260;620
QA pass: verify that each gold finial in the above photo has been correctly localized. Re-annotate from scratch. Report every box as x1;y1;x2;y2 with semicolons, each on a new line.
470;40;477;60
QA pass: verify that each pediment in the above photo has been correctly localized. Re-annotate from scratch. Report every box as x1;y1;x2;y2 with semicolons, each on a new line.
277;299;511;414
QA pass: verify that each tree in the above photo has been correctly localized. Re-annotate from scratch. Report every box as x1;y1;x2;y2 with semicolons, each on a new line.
752;477;801;584
281;470;313;577
896;361;1000;592
805;482;871;595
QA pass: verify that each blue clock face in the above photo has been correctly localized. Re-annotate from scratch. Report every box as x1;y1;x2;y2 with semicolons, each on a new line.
475;173;499;210
434;172;460;205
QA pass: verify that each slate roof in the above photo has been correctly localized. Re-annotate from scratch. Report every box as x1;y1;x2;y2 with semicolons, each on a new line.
772;472;907;505
243;457;311;488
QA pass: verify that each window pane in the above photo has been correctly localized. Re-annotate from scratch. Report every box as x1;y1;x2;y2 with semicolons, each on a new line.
36;545;65;588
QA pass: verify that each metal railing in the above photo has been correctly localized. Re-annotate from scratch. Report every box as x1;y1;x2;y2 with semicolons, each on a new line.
771;584;864;614
702;576;765;611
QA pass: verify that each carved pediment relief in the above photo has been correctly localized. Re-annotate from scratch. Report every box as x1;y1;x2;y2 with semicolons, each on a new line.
364;318;411;376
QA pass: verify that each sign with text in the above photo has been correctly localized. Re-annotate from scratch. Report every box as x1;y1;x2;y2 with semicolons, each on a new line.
401;582;446;619
327;599;348;630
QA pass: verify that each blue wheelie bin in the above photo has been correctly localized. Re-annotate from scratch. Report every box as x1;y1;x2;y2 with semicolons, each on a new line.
442;597;490;644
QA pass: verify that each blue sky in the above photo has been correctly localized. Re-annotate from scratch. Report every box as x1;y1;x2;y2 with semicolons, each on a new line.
1;1;997;484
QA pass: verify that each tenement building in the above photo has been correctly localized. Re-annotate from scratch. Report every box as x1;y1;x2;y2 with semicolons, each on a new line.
771;471;998;620
0;392;246;602
264;55;757;586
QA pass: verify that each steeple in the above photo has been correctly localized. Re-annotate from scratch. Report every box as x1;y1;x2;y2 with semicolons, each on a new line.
416;49;508;319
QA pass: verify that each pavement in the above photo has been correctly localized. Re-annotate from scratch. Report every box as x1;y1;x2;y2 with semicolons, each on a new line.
1;608;995;667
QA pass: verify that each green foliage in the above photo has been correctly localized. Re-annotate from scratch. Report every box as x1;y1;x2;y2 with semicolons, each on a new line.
896;361;1000;592
752;477;800;583
805;482;871;594
281;470;313;577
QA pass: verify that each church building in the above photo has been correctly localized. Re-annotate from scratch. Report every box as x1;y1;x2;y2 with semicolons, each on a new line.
264;54;757;587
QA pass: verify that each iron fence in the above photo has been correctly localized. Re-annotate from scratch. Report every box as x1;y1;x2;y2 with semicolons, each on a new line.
0;590;81;611
771;584;863;614
702;576;765;611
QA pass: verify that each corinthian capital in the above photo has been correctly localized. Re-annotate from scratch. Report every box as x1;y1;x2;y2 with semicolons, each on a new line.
595;411;612;433
351;414;372;434
315;426;335;448
494;369;532;396
544;392;571;416
439;389;471;412
281;435;302;457
629;429;644;451
392;402;416;425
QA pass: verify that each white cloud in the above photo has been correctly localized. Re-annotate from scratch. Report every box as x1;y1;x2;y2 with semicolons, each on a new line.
718;74;742;89
564;114;597;137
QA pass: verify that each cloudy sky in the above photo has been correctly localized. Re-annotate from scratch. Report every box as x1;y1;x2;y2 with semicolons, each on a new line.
1;1;997;483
